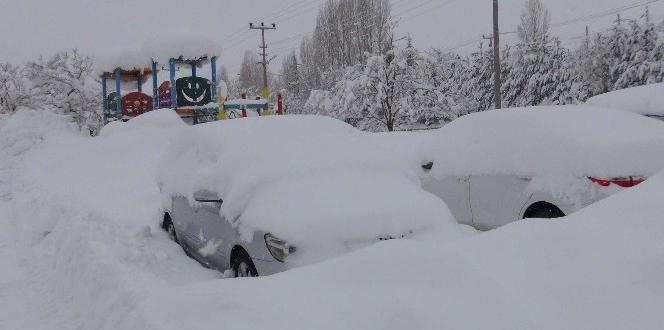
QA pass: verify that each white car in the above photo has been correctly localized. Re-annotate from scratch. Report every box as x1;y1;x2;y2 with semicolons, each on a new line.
418;105;664;230
158;115;461;276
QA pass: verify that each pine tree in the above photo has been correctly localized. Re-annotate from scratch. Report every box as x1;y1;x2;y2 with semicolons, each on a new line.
463;43;494;111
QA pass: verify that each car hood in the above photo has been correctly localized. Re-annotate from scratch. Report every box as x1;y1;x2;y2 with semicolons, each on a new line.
234;169;462;264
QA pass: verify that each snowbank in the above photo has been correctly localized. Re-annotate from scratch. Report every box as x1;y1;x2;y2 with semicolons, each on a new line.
0;109;218;329
127;169;664;330
3;109;664;330
586;82;664;117
158;115;460;261
424;105;664;178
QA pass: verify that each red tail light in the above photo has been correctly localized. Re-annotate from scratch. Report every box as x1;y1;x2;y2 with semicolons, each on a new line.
588;177;645;188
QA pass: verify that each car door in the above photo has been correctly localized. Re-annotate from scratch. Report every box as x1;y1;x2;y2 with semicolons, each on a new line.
171;196;206;253
422;175;472;226
193;202;229;270
469;175;531;230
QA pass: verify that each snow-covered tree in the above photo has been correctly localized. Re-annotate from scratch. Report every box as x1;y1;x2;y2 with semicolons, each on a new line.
238;50;263;94
218;65;230;87
614;15;661;89
23;50;100;130
504;0;579;106
463;43;495;111
0;63;29;114
517;0;551;52
328;43;425;132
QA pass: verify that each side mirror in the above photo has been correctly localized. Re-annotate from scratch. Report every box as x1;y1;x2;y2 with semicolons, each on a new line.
422;161;434;171
194;190;223;204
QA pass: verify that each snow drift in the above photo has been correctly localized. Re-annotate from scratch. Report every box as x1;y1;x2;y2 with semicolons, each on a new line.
3;108;664;330
128;163;664;330
586;82;664;117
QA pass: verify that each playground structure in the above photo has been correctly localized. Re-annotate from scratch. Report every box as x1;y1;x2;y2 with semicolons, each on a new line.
101;67;154;122
100;48;283;126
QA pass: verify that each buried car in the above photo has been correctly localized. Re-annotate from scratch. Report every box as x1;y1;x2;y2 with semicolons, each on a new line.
158;115;461;277
419;105;664;230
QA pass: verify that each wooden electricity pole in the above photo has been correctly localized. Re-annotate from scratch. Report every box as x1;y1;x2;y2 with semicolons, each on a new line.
492;0;502;109
249;22;276;99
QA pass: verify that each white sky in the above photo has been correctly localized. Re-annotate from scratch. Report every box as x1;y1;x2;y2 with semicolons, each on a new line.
0;0;662;76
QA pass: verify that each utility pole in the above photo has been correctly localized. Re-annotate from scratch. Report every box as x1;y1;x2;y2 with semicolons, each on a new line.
492;0;502;109
585;25;590;49
249;22;277;100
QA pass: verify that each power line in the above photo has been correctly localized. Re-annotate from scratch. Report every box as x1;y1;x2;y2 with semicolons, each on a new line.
394;0;458;24
551;0;661;28
443;0;659;55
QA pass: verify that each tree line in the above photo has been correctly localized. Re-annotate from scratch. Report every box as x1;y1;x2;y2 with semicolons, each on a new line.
274;0;664;131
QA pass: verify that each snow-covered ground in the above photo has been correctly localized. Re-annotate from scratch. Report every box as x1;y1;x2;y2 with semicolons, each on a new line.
2;110;664;329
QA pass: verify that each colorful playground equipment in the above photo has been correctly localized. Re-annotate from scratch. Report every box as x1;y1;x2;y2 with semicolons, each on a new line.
101;51;284;126
101;67;154;123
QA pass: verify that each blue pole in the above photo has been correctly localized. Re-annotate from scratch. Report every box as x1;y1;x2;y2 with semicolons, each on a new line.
169;58;176;108
192;62;198;125
211;56;217;102
115;69;122;120
152;61;158;109
137;75;142;93
101;74;107;124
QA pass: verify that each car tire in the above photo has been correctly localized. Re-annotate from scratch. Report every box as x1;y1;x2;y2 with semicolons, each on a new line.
231;250;258;278
166;220;179;244
527;207;565;219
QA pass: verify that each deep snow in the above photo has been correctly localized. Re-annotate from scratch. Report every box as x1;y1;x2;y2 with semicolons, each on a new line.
2;109;664;330
156;114;461;264
586;82;664;117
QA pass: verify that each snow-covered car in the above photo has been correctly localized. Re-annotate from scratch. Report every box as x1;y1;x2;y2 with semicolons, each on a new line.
158;115;461;277
419;105;664;230
585;82;664;121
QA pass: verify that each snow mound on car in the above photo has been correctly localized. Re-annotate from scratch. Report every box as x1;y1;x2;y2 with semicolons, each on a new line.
158;115;461;255
424;105;664;178
240;169;456;262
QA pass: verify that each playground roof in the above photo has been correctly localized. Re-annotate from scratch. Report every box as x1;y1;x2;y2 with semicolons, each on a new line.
101;68;154;82
95;47;153;77
141;32;221;65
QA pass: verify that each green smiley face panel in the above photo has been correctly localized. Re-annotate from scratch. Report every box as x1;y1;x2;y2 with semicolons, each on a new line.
176;76;212;107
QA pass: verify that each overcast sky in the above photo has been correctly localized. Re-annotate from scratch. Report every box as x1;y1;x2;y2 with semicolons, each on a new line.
1;0;662;75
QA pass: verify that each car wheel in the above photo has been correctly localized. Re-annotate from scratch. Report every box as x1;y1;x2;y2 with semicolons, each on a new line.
231;251;258;278
528;207;565;219
166;221;179;243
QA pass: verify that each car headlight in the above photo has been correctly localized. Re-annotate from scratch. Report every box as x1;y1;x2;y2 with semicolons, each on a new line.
264;233;296;262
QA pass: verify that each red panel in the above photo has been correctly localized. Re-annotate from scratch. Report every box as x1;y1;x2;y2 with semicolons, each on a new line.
121;92;153;117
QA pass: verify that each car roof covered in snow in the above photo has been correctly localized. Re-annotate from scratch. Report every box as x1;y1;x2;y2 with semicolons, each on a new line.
423;105;664;178
585;83;664;117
